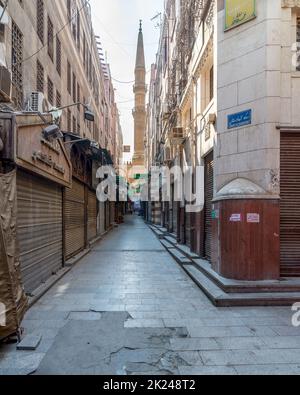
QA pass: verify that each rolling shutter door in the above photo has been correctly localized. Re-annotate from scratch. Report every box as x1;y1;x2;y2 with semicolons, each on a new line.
87;189;97;242
204;151;214;261
185;211;191;247
280;132;300;277
17;171;63;294
64;179;85;260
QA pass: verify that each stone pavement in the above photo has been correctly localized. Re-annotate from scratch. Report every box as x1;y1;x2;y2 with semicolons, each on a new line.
0;216;300;375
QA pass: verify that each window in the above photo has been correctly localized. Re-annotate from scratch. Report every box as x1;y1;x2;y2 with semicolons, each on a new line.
11;21;23;108
83;33;86;67
72;72;76;103
56;90;61;108
67;109;71;131
67;60;71;94
67;0;71;20
209;66;214;102
47;77;54;105
77;83;80;111
47;16;54;61
36;60;44;93
297;17;300;71
77;12;80;50
73;116;77;133
37;0;44;44
56;37;61;75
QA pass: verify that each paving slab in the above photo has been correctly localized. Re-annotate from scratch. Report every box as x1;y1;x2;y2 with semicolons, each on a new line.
0;216;299;375
17;334;42;351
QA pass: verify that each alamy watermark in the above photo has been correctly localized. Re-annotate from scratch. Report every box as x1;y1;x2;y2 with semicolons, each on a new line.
292;303;300;328
96;165;205;213
291;42;300;70
0;302;6;327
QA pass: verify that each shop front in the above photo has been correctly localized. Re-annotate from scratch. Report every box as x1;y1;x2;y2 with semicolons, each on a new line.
14;114;72;295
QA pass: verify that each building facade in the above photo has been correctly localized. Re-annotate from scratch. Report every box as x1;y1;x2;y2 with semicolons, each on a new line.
146;0;300;283
0;0;122;303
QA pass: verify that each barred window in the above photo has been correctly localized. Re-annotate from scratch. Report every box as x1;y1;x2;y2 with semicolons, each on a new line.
77;83;80;111
67;60;71;94
56;90;61;108
83;33;86;67
11;21;23;108
73;116;77;133
47;77;54;105
77;12;80;50
56;37;61;75
67;109;71;131
72;72;76;103
297;17;300;72
36;60;44;93
37;0;44;44
47;16;54;61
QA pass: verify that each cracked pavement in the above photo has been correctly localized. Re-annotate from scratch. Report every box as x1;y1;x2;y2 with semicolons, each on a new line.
0;216;300;375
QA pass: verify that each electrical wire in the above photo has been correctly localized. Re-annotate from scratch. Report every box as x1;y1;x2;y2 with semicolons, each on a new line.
0;0;8;24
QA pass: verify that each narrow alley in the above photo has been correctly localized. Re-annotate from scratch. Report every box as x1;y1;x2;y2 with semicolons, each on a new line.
0;216;299;375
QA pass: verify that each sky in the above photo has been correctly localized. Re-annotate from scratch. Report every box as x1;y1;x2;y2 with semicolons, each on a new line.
89;0;164;162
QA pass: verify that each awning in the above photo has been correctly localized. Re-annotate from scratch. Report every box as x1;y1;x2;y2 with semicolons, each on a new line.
62;132;113;166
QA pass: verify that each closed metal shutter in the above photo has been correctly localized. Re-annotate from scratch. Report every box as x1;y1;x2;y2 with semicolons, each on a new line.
185;211;191;247
64;178;85;260
87;189;97;242
99;201;105;235
17;171;63;294
204;151;214;261
173;200;178;235
280;132;300;277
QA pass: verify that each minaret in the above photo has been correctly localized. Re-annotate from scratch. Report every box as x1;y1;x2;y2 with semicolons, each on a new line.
132;20;146;167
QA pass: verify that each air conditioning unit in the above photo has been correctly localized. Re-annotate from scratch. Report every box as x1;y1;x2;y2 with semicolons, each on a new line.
30;92;47;113
0;66;12;102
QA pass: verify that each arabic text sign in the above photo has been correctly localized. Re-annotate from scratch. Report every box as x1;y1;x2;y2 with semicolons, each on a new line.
247;213;260;223
228;109;252;130
230;214;242;223
225;0;256;31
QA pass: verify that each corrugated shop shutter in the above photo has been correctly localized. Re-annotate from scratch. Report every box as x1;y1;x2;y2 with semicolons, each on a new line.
173;200;178;236
204;151;214;261
64;178;85;260
17;171;63;295
280;132;300;277
87;189;97;242
185;211;191;247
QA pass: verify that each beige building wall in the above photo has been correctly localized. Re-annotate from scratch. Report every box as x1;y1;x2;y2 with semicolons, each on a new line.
215;0;293;198
2;0;118;154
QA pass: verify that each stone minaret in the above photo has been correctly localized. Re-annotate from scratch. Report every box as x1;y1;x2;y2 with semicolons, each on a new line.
132;20;146;167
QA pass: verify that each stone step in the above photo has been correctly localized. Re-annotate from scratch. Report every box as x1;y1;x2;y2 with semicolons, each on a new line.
193;259;300;294
166;248;192;266
183;265;300;307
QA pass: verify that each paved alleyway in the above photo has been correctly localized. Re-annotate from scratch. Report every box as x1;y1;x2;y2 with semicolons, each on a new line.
1;216;300;375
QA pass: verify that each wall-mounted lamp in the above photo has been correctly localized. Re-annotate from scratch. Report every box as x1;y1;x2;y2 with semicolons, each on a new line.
48;102;95;123
42;124;63;142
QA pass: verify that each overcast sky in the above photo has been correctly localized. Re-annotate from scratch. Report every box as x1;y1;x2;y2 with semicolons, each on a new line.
89;0;164;162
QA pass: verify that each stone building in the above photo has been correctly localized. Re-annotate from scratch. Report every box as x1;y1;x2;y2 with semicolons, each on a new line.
0;0;121;301
146;0;300;294
0;0;118;156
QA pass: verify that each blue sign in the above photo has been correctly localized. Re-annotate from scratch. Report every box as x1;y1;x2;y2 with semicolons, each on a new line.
228;109;252;129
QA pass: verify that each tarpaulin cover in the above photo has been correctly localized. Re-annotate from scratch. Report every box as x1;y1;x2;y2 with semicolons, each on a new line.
0;170;28;339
